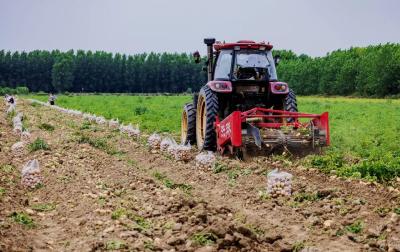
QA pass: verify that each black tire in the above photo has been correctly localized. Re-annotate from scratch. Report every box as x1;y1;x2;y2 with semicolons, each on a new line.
181;103;196;145
196;86;219;151
284;89;298;123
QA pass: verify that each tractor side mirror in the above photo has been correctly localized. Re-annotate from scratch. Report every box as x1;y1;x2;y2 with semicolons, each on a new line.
193;51;201;64
274;55;281;66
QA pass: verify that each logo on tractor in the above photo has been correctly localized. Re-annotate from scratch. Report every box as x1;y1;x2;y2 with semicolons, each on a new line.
220;121;232;138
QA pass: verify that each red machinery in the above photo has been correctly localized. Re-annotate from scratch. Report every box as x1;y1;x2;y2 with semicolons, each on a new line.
181;38;330;157
215;108;329;155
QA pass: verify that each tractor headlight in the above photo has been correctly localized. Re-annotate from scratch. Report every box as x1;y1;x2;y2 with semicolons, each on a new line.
271;82;289;94
207;81;232;93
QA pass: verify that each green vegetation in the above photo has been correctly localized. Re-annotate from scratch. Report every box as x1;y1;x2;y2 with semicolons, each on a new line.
9;212;35;228
292;241;306;252
110;208;151;231
152;171;192;194
31;203;56;212
3;44;400;96
345;220;363;234
28;94;400;181
294;192;322;203
191;232;217;246
0;50;203;93
31;95;189;133
38;123;55;131
0;164;15;173
0;187;6;197
105;240;127;250
76;133;119;155
28;137;50;152
277;44;400;97
0;86;29;95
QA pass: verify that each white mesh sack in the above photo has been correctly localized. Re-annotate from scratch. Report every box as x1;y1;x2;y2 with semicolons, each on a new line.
108;119;120;129
21;159;43;189
148;133;161;149
267;169;293;198
160;137;176;152
126;124;140;138
173;143;192;162
6;104;16;114
11;141;25;156
21;130;31;142
96;116;107;125
195;151;216;169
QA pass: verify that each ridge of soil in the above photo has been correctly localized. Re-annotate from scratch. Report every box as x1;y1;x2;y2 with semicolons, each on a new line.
1;99;400;252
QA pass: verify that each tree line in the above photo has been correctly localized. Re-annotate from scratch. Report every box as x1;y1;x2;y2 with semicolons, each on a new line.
277;43;400;97
0;50;205;94
0;43;399;97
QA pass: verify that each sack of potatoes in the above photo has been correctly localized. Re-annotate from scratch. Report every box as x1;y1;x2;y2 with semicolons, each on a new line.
160;137;176;152
173;144;191;162
267;169;293;198
148;133;162;149
108;119;120;129
21;130;31;142
195;151;216;169
21;159;43;189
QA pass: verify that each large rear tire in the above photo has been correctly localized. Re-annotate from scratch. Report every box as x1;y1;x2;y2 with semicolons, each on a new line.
196;86;218;151
181;103;196;145
284;89;298;123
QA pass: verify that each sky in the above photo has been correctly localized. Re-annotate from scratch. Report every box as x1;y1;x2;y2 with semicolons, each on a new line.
0;0;399;57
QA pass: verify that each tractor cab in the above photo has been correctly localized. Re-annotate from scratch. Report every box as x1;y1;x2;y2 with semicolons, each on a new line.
213;41;278;83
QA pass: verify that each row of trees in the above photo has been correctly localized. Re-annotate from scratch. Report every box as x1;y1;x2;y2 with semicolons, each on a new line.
0;50;205;93
0;43;399;96
277;43;400;97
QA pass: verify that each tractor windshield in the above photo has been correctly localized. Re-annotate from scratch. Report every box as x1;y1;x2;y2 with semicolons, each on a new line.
234;50;277;80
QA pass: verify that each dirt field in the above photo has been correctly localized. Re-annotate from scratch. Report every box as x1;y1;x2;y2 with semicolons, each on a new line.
1;99;400;252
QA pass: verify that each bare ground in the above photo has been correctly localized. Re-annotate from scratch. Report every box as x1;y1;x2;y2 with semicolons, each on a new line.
1;100;400;252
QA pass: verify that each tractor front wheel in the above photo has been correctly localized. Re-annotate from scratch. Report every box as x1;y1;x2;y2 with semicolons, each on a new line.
181;103;196;145
196;86;219;151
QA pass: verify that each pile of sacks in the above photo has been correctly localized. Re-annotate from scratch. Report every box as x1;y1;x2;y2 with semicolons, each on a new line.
12;112;23;134
155;135;192;162
195;151;216;169
171;144;192;162
28;99;143;139
120;124;140;138
108;119;120;129
21;159;43;189
267;169;293;198
11;112;31;141
160;137;176;152
11;141;25;156
6;103;16;114
148;133;162;150
29;99;143;138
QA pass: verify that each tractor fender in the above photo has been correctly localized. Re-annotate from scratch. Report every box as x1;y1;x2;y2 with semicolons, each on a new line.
206;81;233;93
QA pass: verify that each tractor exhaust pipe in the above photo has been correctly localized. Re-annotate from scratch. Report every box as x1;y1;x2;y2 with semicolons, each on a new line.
204;38;216;82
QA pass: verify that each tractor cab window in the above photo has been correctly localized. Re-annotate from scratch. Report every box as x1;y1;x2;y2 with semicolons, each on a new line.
214;50;233;80
233;50;277;81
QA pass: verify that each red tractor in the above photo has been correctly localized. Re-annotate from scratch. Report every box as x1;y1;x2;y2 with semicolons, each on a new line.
181;38;330;157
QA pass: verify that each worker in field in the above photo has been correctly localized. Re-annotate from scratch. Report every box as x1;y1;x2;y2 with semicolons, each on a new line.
48;93;56;105
5;94;15;105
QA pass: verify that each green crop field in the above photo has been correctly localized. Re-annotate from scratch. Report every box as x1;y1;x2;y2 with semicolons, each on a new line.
27;94;400;182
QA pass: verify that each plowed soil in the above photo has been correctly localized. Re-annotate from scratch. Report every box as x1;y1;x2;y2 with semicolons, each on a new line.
1;99;400;252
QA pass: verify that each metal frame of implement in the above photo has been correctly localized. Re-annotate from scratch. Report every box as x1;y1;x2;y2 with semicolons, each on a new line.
215;107;330;154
